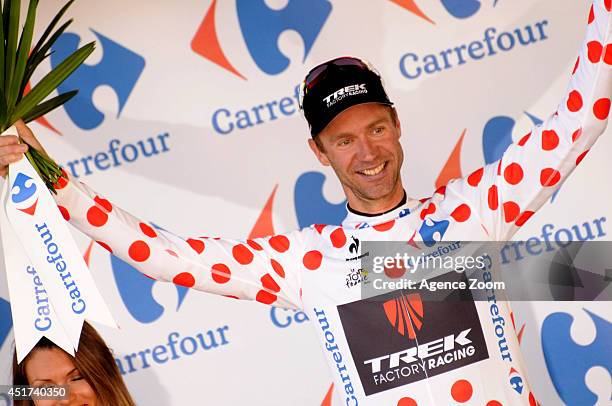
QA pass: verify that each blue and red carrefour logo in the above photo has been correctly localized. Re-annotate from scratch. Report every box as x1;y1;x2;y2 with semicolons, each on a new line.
389;0;499;22
508;367;524;395
31;30;145;134
191;0;332;79
542;309;612;405
11;172;39;216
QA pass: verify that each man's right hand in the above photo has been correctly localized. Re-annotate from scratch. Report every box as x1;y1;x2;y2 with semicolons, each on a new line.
0;120;47;179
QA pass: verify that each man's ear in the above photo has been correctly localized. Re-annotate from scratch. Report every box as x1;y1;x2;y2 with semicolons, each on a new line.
308;138;331;166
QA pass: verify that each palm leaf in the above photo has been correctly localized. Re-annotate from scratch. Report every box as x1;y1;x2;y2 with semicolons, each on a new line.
8;0;38;109
0;2;5;92
0;93;7;128
30;0;75;57
20;19;73;99
4;0;20;103
22;89;77;123
11;41;94;122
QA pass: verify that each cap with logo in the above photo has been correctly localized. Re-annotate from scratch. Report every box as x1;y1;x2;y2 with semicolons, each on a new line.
299;56;394;137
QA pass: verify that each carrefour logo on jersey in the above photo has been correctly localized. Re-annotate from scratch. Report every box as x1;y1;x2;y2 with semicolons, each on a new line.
337;272;488;396
191;0;331;135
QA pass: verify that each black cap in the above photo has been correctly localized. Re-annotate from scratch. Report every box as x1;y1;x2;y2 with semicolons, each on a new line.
300;57;393;137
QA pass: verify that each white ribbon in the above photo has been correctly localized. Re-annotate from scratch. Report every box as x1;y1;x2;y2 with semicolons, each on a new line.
0;125;116;362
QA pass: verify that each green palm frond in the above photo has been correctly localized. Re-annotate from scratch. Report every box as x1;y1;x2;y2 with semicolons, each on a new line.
1;0;94;193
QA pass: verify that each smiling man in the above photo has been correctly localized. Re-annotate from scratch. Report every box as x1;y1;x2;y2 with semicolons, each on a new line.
1;1;611;404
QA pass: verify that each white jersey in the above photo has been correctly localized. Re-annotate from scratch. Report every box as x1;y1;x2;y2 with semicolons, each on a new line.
53;1;611;404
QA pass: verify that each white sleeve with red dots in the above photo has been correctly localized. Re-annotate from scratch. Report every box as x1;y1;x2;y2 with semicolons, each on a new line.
443;0;611;241
52;176;306;310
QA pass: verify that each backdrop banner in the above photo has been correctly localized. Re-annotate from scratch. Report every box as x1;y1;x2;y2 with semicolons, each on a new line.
0;1;610;405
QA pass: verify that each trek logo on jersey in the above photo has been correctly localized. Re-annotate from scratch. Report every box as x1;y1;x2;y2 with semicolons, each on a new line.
383;294;423;339
192;0;332;79
11;173;39;216
324;84;367;107
337;271;488;395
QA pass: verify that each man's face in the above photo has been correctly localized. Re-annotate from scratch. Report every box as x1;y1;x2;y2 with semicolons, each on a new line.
308;103;404;212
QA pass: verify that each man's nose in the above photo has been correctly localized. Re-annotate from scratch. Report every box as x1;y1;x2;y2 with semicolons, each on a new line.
356;137;378;161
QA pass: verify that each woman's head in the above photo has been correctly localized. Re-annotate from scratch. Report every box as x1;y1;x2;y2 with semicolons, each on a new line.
12;322;135;406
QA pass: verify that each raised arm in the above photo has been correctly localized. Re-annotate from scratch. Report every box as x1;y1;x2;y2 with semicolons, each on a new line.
442;0;611;240
48;173;306;309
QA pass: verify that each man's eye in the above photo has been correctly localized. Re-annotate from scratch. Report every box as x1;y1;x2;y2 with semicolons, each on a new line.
338;139;351;146
373;127;385;135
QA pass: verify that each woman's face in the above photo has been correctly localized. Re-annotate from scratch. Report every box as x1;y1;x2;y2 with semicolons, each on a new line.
25;348;97;406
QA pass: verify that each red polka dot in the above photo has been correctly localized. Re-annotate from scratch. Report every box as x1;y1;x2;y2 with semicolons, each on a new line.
504;163;524;185
166;249;178;258
58;205;70;221
87;206;108;227
397;397;418;406
516;211;535;227
567;90;583;112
269;235;290;252
139;222;157;238
94;196;112;212
588;5;594;24
593;97;611;120
53;169;69;190
587;41;603;63
503;201;520;223
314;224;326;234
232;244;254;265
529;392;537;406
330;228;347;248
488;185;499;210
186;238;205;254
173;272;195;288
128;240;150;262
373;220;395;231
303;250;323;270
211;263;231;283
540;168;561;186
435;185;446;195
572;128;582;142
606;0;611;12
247;239;263;251
541;130;559;151
224;295;239;300
261;274;280;293
96;241;112;253
451;204;471;222
451;379;473;403
467;167;484;186
420;203;436;220
576;149;589;165
271;259;285;278
518;132;531;146
605;44;612;65
486;401;503;406
256;290;277;305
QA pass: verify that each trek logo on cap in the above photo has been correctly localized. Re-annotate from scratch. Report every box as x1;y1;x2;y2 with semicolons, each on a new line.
323;83;367;108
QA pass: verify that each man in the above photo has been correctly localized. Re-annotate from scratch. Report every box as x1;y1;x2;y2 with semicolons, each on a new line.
1;1;610;403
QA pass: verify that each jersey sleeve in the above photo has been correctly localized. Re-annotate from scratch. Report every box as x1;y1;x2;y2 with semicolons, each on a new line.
443;0;611;241
52;175;305;310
